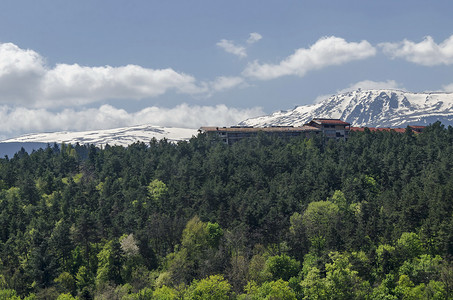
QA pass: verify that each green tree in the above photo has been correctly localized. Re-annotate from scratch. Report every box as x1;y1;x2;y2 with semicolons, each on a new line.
49;219;73;271
247;253;270;285
181;216;210;253
166;216;224;285
240;279;296;300
258;279;297;300
376;244;397;277
164;248;194;286
185;274;232;300
54;272;76;295
394;275;446;300
75;266;93;295
303;201;339;253
399;254;442;285
153;285;179;300
56;293;79;300
0;289;21;300
264;254;300;281
330;190;348;211
206;222;223;248
96;240;124;286
323;252;371;300
371;282;398;300
147;179;168;210
120;234;145;283
396;232;423;263
288;212;309;261
300;267;329;300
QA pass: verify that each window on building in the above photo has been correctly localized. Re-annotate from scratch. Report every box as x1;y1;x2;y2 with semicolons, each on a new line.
325;130;336;136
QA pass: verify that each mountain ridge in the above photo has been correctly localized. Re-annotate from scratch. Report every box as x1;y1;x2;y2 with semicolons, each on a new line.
239;89;453;128
0;124;198;148
2;89;453;154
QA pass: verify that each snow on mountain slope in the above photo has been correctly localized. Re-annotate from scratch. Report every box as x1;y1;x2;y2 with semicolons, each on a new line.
2;89;453;150
0;124;199;148
239;89;453;128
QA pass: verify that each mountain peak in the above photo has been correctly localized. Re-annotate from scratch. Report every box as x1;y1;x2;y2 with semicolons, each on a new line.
240;89;453;128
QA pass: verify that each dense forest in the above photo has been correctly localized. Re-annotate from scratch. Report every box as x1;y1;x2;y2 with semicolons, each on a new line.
0;122;452;299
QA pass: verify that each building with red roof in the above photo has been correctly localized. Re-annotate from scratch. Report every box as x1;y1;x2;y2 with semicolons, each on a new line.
304;118;351;140
199;125;320;145
201;119;425;144
200;118;352;144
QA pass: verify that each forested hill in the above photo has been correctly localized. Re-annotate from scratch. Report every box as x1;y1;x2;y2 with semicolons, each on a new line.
0;123;452;299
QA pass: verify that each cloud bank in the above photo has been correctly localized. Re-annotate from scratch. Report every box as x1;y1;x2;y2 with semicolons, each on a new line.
0;104;264;139
243;36;376;80
380;35;453;66
0;42;206;108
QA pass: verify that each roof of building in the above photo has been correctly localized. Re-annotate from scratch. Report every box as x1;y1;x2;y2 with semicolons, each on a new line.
307;118;351;126
200;126;321;133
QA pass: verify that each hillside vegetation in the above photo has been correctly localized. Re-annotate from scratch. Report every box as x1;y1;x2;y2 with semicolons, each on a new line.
0;123;452;299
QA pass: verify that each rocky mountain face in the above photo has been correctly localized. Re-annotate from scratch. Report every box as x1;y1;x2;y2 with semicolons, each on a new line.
239;89;453;128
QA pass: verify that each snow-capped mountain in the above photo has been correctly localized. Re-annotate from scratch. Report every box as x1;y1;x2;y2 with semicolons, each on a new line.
2;89;453;156
240;89;453;128
0;124;199;148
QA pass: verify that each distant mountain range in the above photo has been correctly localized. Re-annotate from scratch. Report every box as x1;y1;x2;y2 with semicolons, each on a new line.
239;89;453;128
2;89;453;156
0;125;198;157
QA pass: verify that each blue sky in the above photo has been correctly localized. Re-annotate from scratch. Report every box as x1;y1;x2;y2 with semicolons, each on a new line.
1;0;453;138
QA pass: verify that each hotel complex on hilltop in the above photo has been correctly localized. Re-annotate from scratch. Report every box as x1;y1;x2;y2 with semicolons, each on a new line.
200;118;351;144
200;118;426;145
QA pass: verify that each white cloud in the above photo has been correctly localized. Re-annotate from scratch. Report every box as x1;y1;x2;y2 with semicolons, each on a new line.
340;79;402;92
247;32;262;44
314;80;403;103
243;36;376;80
41;64;205;107
443;83;453;92
0;43;46;104
217;32;263;58
133;104;263;128
210;76;246;92
217;39;247;58
380;35;453;66
0;104;264;138
0;42;207;108
0;43;45;76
